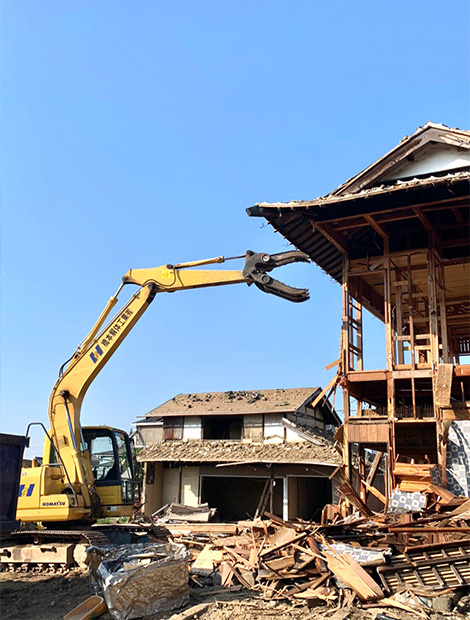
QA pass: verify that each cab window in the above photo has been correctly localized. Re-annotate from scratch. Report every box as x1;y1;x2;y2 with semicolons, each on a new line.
83;430;118;482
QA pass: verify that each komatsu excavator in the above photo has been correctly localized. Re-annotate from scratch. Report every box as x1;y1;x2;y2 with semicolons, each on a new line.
2;250;308;569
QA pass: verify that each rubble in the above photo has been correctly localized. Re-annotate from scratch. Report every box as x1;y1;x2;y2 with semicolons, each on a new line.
138;439;341;465
141;501;470;617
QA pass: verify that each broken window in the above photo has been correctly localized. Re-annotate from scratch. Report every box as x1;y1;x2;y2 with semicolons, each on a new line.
243;414;263;441
163;417;184;441
202;416;242;440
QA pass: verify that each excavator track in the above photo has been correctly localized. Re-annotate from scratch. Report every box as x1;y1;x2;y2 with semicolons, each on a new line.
0;524;170;573
0;529;110;572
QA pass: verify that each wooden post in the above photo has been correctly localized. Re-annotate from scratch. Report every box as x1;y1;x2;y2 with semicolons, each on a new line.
358;446;366;502
407;255;416;370
384;257;394;371
427;249;440;367
437;257;449;363
342;257;350;373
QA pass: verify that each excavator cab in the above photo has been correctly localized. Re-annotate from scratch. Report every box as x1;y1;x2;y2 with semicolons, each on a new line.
82;426;137;517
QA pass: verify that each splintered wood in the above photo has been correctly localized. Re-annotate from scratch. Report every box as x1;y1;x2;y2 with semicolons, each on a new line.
180;514;386;607
160;500;470;613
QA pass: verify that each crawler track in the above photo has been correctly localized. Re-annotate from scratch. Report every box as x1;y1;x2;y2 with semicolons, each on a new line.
0;524;169;572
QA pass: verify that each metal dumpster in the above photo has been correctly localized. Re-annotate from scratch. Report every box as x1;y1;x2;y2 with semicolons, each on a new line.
0;433;29;538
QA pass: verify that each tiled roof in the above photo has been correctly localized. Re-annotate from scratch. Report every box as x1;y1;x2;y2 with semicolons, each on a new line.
143;388;323;418
253;169;470;212
137;438;341;465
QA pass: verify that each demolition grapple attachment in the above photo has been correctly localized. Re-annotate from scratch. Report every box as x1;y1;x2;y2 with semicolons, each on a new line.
243;250;310;303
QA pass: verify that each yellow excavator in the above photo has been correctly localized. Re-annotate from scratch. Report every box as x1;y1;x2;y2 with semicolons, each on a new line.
2;250;308;569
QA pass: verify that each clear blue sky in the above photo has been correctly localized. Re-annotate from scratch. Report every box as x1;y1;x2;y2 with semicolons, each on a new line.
2;1;469;455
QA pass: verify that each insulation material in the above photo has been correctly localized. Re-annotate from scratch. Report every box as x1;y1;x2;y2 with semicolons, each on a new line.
446;420;470;497
89;542;190;620
389;489;426;512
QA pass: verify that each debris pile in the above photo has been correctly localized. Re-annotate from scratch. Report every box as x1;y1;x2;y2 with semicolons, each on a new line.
158;502;470;616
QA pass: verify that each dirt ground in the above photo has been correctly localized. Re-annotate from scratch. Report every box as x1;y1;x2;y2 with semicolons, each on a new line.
0;569;101;620
0;570;322;620
0;569;468;620
0;570;359;620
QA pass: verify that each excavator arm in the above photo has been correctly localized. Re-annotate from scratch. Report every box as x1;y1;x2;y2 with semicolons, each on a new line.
21;250;309;523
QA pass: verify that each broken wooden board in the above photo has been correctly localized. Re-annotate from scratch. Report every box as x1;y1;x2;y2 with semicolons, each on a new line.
263;555;296;571
259;532;308;558
191;545;223;575
323;551;384;601
166;523;237;535
434;363;454;408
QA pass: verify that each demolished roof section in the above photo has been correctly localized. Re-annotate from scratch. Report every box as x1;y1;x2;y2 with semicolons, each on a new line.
142;387;340;426
137;437;341;465
247;122;470;285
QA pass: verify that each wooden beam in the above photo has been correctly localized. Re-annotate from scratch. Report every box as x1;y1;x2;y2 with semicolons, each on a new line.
412;206;434;233
455;365;470;377
315;222;348;254
362;480;386;505
366;451;383;486
442;238;470;248
320;196;469;230
452;206;464;225
364;214;389;240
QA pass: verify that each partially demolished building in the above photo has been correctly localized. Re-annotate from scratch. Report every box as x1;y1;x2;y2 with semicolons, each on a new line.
248;122;470;510
136;388;341;521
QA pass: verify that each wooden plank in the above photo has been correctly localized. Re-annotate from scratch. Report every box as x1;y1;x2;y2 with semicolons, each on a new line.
166;523;237;535
191;545;223;575
348;421;389;444
223;561;253;589
223;546;253;570
338;478;374;517
264;555;296;571
428;483;457;504
219;562;234;587
307;536;328;573
259;532;308;559
347;370;387;382
168;603;210;620
323;551;384;601
449;498;470;516
434;363;454;407
285;573;329;597
310;375;338;410
362;480;386;506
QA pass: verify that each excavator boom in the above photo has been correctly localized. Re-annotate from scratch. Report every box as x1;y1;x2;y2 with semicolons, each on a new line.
17;250;309;526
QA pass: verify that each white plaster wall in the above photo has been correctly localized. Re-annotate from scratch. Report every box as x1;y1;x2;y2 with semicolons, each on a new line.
382;144;470;181
286;427;306;443
162;468;180;506
183;416;202;441
181;466;200;506
264;413;284;444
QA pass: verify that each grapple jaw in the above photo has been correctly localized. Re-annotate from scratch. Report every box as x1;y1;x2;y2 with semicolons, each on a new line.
242;250;310;303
